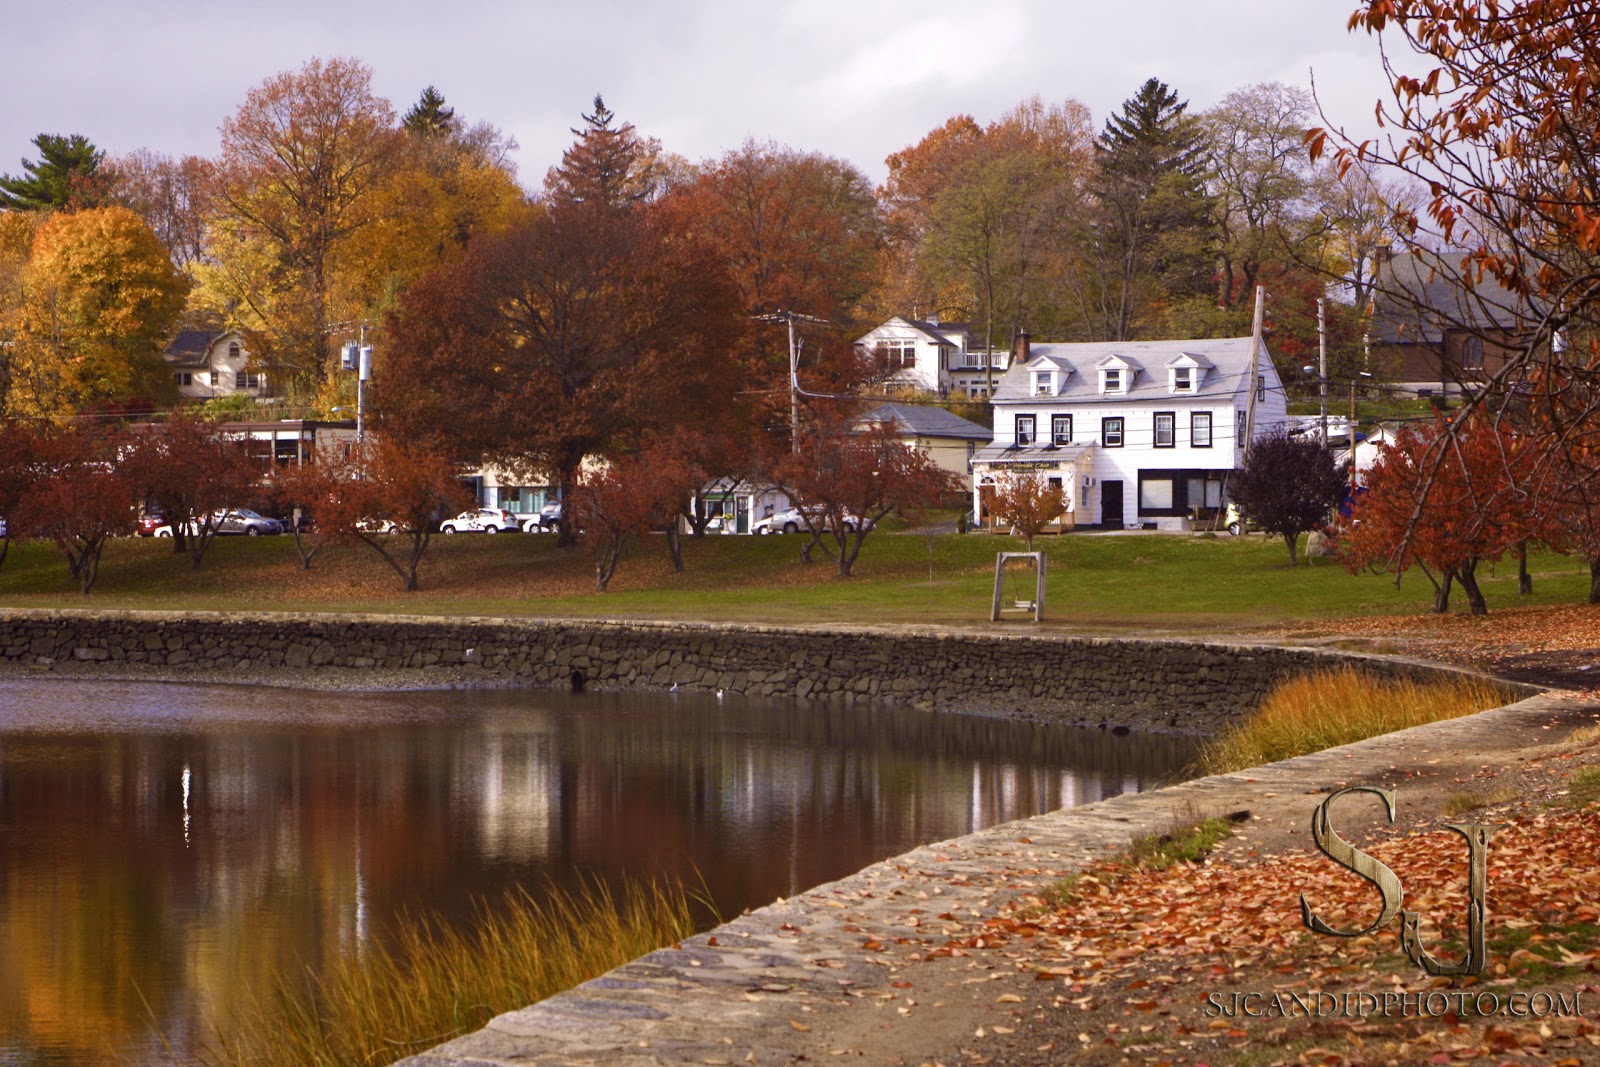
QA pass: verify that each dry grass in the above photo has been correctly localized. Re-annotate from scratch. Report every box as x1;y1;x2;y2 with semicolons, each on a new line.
201;877;700;1067
1197;667;1511;775
1441;786;1521;817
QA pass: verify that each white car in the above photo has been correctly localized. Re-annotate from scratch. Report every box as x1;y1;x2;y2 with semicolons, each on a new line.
752;507;871;535
439;507;520;534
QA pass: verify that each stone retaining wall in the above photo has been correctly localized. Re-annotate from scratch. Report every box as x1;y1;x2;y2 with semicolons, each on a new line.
0;609;1531;733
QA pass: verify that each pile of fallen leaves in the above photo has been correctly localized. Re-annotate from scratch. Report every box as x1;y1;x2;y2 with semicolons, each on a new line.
962;797;1600;1064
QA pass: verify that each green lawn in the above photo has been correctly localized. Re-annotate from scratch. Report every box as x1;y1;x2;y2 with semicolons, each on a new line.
0;528;1591;633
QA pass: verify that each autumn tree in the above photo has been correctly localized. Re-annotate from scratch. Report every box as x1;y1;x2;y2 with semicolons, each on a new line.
9;424;136;593
7;206;187;417
120;413;260;570
988;469;1067;550
1317;2;1600;556
0;133;111;211
1344;417;1527;614
200;57;398;392
1229;431;1348;564
545;95;663;205
380;101;742;547
773;418;958;577
110;149;213;270
572;438;698;591
310;438;470;591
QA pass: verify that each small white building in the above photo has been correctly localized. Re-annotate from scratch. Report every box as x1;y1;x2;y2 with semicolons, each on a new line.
853;316;1011;399
163;330;269;401
973;335;1287;531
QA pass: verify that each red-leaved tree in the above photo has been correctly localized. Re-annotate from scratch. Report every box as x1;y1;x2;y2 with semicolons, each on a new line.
121;413;261;570
1344;416;1530;614
774;419;959;578
10;425;137;593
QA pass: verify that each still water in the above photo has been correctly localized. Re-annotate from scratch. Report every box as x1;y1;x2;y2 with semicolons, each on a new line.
0;679;1197;1064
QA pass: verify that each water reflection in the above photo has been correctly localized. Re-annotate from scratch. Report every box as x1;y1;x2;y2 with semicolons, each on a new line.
0;680;1196;1064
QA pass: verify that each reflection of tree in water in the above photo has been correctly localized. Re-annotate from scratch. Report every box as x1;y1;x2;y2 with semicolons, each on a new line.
0;682;1196;1064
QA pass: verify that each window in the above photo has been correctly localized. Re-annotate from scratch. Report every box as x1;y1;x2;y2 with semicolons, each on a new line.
1461;335;1485;371
880;342;916;369
1154;411;1175;448
1258;374;1266;402
1015;415;1036;446
1101;368;1121;393
1034;371;1054;395
1051;414;1073;446
1102;416;1124;447
1191;412;1212;448
1172;366;1193;392
1236;410;1248;445
1139;477;1174;510
236;372;262;390
228;341;241;359
174;372;192;386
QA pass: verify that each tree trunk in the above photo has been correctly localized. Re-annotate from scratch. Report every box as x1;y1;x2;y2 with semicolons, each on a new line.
1432;567;1455;613
595;536;625;591
556;463;580;549
1589;556;1600;605
1458;558;1488;616
665;523;683;572
1283;530;1299;566
1517;541;1532;594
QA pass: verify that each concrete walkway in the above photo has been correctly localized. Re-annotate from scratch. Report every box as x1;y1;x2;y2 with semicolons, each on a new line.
397;688;1595;1066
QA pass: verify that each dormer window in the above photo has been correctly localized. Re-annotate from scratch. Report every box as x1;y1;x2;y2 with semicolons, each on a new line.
1101;368;1122;393
1034;371;1054;396
1171;366;1194;392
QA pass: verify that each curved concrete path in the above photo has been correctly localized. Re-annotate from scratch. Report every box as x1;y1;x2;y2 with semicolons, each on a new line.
397;688;1594;1066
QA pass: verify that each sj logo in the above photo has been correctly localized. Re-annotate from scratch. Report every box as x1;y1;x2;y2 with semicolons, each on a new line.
1299;786;1505;976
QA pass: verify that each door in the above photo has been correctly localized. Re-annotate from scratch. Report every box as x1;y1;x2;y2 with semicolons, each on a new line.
1101;480;1124;528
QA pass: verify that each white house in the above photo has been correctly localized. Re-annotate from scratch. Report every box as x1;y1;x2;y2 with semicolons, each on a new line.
972;335;1287;531
853;316;1010;399
163;330;269;401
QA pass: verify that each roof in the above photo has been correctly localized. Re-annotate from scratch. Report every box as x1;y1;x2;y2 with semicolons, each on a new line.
973;441;1095;465
163;329;243;369
1368;252;1531;345
991;336;1273;405
856;316;972;350
163;330;220;368
861;403;991;440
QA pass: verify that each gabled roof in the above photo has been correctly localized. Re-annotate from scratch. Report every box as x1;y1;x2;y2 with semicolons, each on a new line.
163;329;243;369
1369;252;1531;345
991;336;1272;404
1167;352;1214;369
860;403;991;440
1027;355;1076;374
857;316;968;349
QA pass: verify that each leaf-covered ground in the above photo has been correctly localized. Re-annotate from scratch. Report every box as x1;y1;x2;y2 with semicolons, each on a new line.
916;747;1600;1066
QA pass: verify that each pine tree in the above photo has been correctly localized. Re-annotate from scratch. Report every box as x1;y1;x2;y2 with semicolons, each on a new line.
0;133;108;211
544;95;659;208
1088;79;1215;339
402;86;456;137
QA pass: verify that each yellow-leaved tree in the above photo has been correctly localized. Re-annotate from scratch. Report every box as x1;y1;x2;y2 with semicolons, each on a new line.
8;206;186;418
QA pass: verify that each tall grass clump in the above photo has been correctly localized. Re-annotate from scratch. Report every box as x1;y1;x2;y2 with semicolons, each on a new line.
1198;667;1509;775
202;877;700;1067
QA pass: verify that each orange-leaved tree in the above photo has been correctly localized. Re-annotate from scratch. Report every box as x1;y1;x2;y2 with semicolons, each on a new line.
310;438;470;591
988;469;1067;551
774;418;958;578
573;437;701;591
10;424;137;593
120;412;261;570
1344;416;1532;614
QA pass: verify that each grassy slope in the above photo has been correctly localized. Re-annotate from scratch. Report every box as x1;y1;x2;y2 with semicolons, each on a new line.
0;529;1590;632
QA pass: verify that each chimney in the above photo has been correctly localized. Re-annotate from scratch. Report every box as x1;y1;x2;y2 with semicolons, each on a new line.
927;311;941;326
1014;328;1031;364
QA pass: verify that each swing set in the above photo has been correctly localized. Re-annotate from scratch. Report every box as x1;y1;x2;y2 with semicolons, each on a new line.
990;552;1046;622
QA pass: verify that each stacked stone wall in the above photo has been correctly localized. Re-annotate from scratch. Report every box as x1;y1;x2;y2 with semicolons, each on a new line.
0;610;1528;733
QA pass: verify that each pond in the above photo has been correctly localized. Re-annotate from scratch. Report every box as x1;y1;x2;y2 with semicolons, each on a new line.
0;679;1198;1064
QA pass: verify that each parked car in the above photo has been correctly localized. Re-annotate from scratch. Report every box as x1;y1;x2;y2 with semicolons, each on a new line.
211;508;284;536
136;511;169;537
524;501;562;533
439;507;520;534
356;518;404;535
752;507;872;535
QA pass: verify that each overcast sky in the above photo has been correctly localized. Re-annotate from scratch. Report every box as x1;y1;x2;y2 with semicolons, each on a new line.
5;0;1397;188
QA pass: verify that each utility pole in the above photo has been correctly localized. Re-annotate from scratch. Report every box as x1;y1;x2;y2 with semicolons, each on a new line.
1244;286;1265;450
754;310;831;454
1317;298;1329;449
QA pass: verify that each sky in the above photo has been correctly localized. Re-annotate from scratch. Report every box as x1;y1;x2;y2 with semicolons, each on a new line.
4;0;1399;188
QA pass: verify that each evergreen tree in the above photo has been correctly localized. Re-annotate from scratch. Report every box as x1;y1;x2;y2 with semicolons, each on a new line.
1087;79;1215;339
0;133;108;211
402;86;456;137
544;95;660;208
